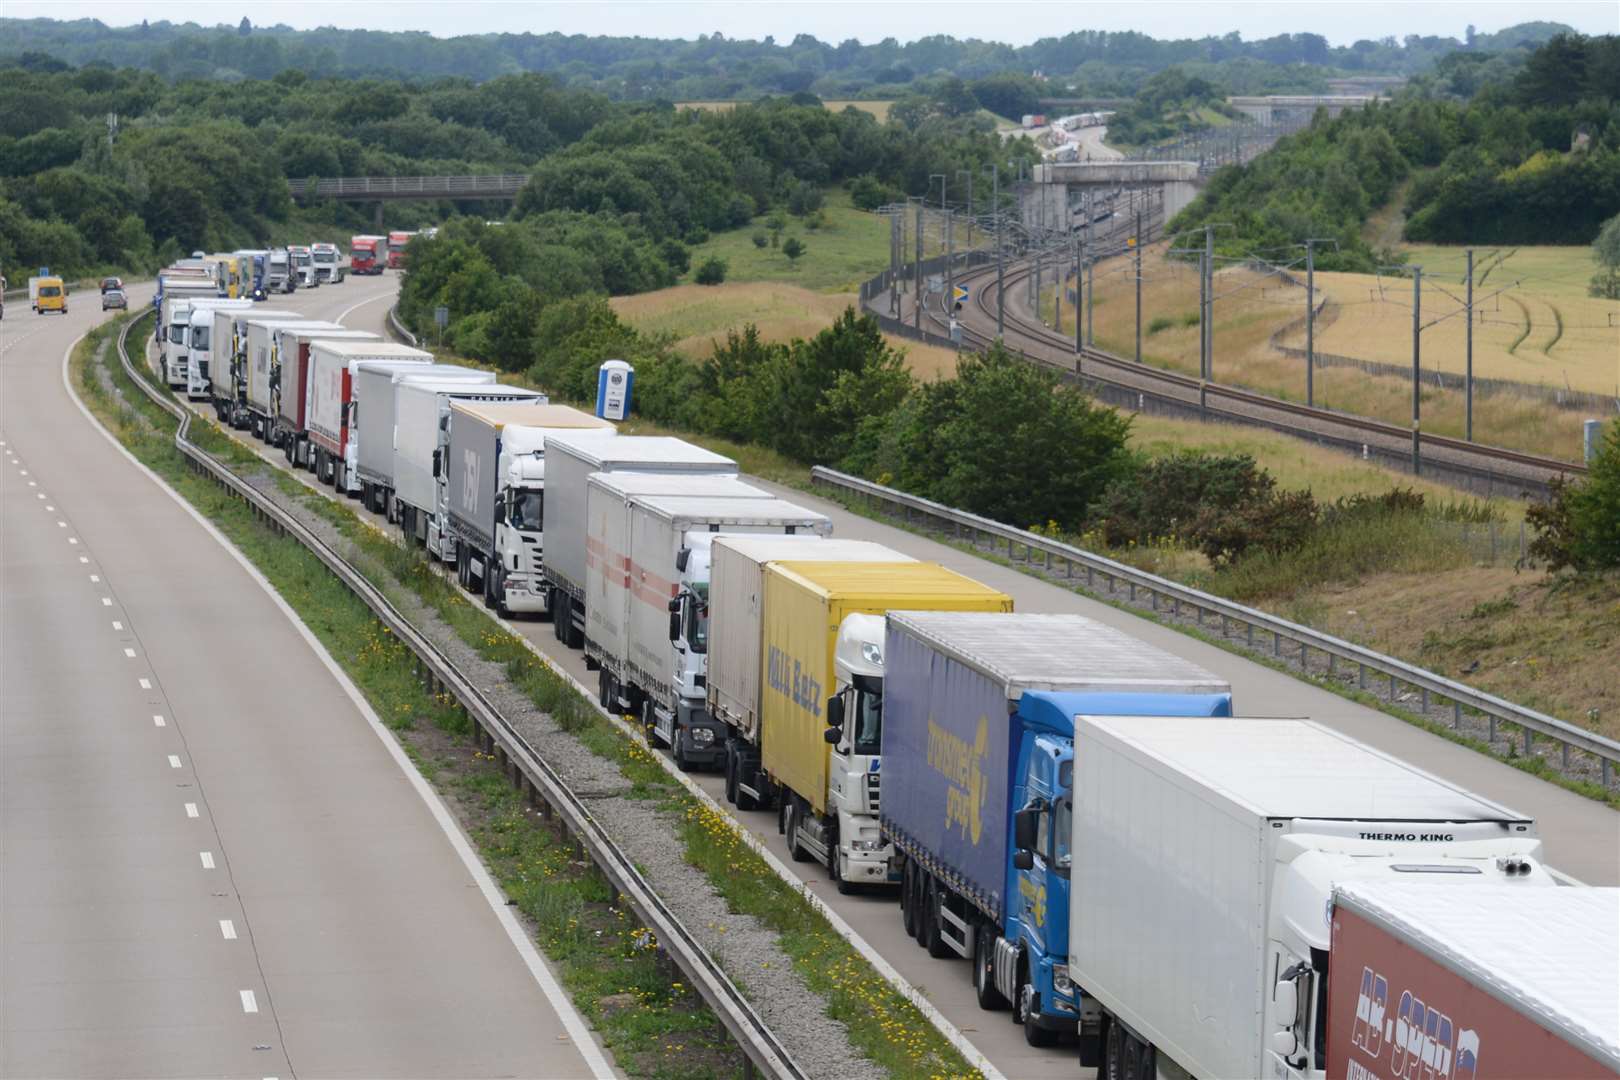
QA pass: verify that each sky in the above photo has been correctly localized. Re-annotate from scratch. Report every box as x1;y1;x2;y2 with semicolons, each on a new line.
9;0;1619;46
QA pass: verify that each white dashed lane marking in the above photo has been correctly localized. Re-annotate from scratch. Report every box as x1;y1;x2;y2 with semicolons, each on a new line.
239;990;258;1014
184;803;199;819
102;598;113;607
199;851;215;869
138;678;151;689
153;715;166;727
220;920;237;941
168;755;182;770
123;648;137;659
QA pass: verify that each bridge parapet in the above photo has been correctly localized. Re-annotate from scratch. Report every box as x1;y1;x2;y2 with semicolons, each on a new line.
287;174;530;201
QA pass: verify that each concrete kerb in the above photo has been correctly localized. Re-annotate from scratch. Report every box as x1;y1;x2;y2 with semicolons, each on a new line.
487;609;1010;1080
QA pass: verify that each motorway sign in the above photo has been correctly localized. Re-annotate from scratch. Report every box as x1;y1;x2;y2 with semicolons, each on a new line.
953;284;970;305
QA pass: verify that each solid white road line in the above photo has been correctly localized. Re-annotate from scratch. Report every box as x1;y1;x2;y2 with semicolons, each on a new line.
240;990;258;1013
220;920;237;941
199;851;215;869
184;803;199;819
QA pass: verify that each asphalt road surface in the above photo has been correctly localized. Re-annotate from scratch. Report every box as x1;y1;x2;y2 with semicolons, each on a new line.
0;277;614;1079
213;276;1620;1080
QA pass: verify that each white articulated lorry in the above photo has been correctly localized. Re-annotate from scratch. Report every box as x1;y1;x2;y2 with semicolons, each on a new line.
584;475;832;766
392;376;543;558
159;281;223;387
364;365;499;508
179;298;254;400
245;318;343;443
209;307;297;425
542;434;737;651
442;401;615;616
305;341;433;495
1069;716;1551;1080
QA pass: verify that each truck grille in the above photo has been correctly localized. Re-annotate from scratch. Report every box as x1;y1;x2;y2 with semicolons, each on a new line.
866;773;880;815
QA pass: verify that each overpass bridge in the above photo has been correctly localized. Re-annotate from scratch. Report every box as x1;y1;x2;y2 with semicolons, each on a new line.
1225;95;1379;124
286;174;530;224
1025;160;1200;228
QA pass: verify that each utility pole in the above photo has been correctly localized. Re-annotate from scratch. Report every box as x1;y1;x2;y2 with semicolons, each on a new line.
1412;265;1423;476
914;200;923;333
994;167;1005;338
1305;238;1317;408
1073;225;1083;354
1199;224;1214;415
958;169;975;244
1086;245;1095;346
1134;208;1143;363
945;209;955;326
1465;248;1475;442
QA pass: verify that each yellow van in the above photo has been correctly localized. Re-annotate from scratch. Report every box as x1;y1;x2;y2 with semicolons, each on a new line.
34;276;67;315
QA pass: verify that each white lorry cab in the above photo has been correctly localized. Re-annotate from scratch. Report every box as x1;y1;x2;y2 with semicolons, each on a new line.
181;298;255;400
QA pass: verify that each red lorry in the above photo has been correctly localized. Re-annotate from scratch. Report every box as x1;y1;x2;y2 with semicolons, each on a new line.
350;235;384;275
1328;881;1618;1080
386;230;415;270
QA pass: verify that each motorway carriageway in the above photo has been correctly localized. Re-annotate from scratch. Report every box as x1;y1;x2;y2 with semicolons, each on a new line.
0;275;616;1079
174;280;1618;1079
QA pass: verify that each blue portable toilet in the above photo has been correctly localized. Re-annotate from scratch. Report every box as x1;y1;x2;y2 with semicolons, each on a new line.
596;359;633;421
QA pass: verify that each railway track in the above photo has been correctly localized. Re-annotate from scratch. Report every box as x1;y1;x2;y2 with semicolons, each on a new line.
113;311;811;1080
923;227;1584;497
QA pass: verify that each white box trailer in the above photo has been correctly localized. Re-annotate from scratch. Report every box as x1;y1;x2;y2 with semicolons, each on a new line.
706;537;914;749
542;434;737;650
306;344;433;494
262;320;345;445
209;307;296;423
347;354;464;500
443;401;615;615
274;327;379;468
391;376;541;557
1069;716;1547;1080
179;298;254;400
584;478;831;741
243;314;323;440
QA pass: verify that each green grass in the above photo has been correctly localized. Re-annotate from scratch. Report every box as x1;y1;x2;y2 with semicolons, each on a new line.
681;190;893;294
98;311;980;1080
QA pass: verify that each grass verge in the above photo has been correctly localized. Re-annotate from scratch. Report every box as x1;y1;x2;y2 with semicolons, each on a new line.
95;312;982;1080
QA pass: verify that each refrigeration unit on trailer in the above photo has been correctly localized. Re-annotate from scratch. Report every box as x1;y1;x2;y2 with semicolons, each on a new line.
272;326;379;468
542;434;737;651
209;307;297;424
881;612;1234;1051
443;401;614;616
179;298;254;400
348;355;468;500
1326;882;1618;1080
1068;716;1548;1080
304;342;433;493
242;317;336;442
391;376;542;557
585;478;832;767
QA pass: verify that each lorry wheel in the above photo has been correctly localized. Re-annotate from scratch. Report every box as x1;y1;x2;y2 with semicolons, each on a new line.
900;862;916;937
723;746;740;806
734;763;758;812
552;592;566;641
672;731;692;771
1125;1037;1154;1080
973;924;1008;1010
786;804;809;862
597;669;613;712
924;878;954;959
1103;1020;1127;1080
1019;979;1059;1048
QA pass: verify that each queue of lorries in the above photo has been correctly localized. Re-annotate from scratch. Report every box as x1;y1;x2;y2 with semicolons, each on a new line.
148;271;1619;1080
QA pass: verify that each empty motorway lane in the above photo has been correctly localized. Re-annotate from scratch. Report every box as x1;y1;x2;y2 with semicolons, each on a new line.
1;281;614;1079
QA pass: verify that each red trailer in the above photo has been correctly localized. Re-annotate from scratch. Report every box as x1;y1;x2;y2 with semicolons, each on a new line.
350;235;383;275
1328;881;1618;1080
386;230;415;270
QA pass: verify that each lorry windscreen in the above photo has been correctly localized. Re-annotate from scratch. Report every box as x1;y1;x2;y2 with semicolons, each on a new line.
313;251;335;263
190;326;211;350
510;491;542;531
293;252;311;266
170;324;186;344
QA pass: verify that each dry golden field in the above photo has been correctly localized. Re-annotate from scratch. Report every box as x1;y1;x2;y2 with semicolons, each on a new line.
1054;241;1617;461
610;282;958;381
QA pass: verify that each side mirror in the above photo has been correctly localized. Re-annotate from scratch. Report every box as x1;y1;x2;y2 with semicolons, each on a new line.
826;695;845;729
674;548;690;573
1269;1030;1297;1058
1013;850;1034;871
1274;977;1299;1027
824;726;842;744
431;448;441;478
1013;805;1040;852
668;611;681;643
493;498;506;525
668;596;682;614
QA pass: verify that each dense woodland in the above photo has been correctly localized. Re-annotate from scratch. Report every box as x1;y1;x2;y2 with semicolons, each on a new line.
1;19;1575;101
0;59;1034;281
1170;34;1620;264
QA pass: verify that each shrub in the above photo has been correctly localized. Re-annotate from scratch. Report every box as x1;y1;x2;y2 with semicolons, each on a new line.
694;256;728;285
1527;419;1620;571
751;230;768;249
1146;315;1174;335
782;237;805;264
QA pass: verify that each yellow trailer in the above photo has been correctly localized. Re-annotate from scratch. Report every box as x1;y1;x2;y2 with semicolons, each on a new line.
755;560;1010;886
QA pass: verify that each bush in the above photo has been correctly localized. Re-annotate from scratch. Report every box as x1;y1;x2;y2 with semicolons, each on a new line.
1527;419;1620;571
782;237;805;264
694;256;728;285
751;230;768;249
1146;315;1174;334
787;181;824;217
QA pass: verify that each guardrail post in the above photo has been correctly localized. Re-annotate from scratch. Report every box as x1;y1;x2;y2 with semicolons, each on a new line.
1273;631;1281;657
1358;664;1367;690
1523;728;1533;757
1489;715;1497;743
1561;741;1570;772
1453;701;1461;728
1421;687;1430;712
1604;758;1611;789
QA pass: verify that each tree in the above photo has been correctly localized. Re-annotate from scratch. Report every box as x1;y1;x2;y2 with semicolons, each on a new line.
751;230;768;249
694;256;727;284
238;17;252;35
782;237;805;264
1592;212;1620;298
